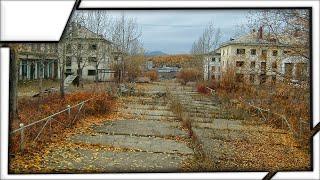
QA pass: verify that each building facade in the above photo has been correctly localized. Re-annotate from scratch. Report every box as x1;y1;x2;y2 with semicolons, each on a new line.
203;50;221;81
216;28;309;85
16;23;116;82
17;43;59;81
59;23;115;82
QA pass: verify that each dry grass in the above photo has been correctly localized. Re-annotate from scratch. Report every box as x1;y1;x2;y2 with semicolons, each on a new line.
10;92;116;154
176;68;202;85
197;70;311;144
144;70;159;81
18;79;60;97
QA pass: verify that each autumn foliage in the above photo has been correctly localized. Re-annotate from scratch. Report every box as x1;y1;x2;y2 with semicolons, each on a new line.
10;92;116;153
148;54;194;67
176;68;202;85
196;70;310;142
196;83;209;94
144;70;159;81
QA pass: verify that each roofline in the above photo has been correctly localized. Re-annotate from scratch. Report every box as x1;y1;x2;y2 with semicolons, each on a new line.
70;22;113;44
218;41;291;49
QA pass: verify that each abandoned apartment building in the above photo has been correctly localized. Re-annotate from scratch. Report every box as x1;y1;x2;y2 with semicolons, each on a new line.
17;23;115;82
204;27;309;85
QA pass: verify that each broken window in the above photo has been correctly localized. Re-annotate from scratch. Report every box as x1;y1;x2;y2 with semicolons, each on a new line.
250;49;256;55
211;57;215;62
65;69;73;76
284;50;292;54
66;56;72;66
66;69;72;73
251;61;256;69
88;57;97;62
236;61;244;67
272;50;278;56
90;44;97;51
88;70;96;76
236;49;245;55
260;74;267;84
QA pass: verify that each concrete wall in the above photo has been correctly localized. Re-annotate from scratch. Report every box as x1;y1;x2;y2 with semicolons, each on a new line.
203;54;221;81
219;44;290;84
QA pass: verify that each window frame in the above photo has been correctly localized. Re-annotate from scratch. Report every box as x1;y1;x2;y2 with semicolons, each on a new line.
236;61;245;67
250;49;257;55
88;69;96;76
236;49;246;55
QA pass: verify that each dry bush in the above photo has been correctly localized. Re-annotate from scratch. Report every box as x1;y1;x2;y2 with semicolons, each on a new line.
203;70;310;142
126;55;144;82
216;68;237;93
196;83;210;94
9;92;116;153
176;68;202;85
144;70;159;81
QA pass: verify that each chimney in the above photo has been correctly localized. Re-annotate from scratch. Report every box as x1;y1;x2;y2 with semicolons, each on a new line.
258;26;263;40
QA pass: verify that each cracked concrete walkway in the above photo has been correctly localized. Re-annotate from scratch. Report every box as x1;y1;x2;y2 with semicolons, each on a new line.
43;82;193;173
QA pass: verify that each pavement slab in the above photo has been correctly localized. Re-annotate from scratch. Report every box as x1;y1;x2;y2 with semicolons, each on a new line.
44;148;187;173
92;120;186;137
70;134;193;154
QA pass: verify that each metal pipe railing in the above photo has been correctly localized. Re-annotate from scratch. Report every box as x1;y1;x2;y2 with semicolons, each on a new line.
10;98;94;152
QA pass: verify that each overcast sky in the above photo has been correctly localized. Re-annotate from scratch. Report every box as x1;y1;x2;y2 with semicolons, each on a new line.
106;10;250;54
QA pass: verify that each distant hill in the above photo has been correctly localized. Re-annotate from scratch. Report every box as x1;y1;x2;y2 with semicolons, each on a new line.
145;51;167;56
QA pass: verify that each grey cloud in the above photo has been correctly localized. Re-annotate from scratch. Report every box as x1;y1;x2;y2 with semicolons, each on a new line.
105;10;251;54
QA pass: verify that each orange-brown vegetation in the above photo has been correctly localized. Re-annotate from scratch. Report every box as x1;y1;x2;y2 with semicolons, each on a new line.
176;68;202;85
144;70;159;81
196;83;209;94
148;54;194;67
10;92;116;153
197;70;310;143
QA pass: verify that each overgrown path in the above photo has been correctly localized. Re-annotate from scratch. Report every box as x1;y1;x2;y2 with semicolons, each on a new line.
166;81;310;171
39;82;193;173
13;81;309;173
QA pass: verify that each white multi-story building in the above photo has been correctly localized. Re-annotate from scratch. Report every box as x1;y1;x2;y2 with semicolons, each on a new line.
203;50;221;81
215;27;309;84
15;23;116;82
60;23;115;82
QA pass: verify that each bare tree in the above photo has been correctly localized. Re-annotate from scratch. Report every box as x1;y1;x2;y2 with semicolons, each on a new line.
247;9;310;85
190;21;222;73
111;12;142;82
248;9;310;59
87;10;111;82
69;11;90;87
